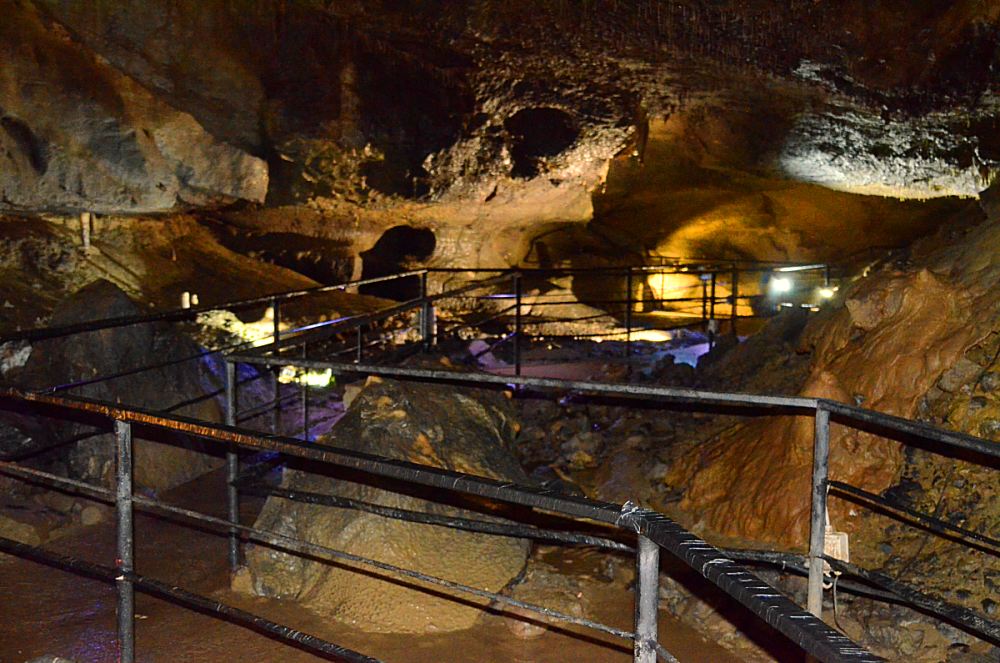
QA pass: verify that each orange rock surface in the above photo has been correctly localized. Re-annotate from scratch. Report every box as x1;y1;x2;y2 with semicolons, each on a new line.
670;201;1000;546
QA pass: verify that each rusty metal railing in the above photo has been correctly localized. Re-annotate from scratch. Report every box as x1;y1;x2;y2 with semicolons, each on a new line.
0;387;881;663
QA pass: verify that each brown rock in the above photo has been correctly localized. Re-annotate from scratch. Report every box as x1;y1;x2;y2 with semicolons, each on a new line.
0;514;41;546
0;1;266;214
79;505;104;527
672;260;984;545
244;378;530;634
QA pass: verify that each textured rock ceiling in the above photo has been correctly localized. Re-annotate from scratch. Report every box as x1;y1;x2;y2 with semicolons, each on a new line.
0;0;997;264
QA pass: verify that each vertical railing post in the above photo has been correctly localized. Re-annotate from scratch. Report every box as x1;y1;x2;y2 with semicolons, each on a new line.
709;272;717;351
730;265;739;336
634;534;660;663
114;419;135;663
513;273;522;377
356;325;364;363
807;405;831;617
419;271;435;350
625;267;634;365
301;342;310;440
701;275;708;325
224;361;240;573
271;297;281;435
80;212;92;251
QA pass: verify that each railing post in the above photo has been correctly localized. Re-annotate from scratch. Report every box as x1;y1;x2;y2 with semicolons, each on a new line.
709;272;717;351
271;297;281;435
419;272;435;350
356;325;364;363
625;267;634;365
634;534;660;663
730;265;739;336
513;273;522;377
301;342;310;440
224;361;240;573
419;272;427;348
807;405;831;617
701;276;708;324
114;419;135;663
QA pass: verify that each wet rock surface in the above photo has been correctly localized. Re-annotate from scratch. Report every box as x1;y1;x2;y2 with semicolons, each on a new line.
663;201;1000;547
500;560;590;640
244;377;530;634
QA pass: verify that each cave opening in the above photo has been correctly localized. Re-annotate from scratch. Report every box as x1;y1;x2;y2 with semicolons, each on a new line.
359;225;437;300
505;107;579;179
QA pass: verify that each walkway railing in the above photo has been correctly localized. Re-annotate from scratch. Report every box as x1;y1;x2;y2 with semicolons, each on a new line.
3;263;996;661
225;356;1000;650
0;388;881;663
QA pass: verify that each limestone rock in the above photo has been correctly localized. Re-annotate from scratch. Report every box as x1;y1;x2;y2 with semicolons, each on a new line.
669;208;1000;546
500;561;588;640
0;514;41;546
9;280;222;491
0;1;267;215
79;505;104;526
244;378;530;634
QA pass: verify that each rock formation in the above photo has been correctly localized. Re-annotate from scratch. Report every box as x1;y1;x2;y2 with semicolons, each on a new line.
6;280;223;490
669;199;1000;548
0;0;994;271
0;1;267;214
243;377;530;633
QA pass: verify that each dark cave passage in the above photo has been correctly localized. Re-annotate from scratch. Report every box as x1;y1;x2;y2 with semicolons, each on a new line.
359;225;437;300
505;107;579;179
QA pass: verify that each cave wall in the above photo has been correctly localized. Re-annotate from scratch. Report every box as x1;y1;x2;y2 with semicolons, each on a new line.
0;0;268;214
3;1;995;224
0;0;996;334
668;199;1000;547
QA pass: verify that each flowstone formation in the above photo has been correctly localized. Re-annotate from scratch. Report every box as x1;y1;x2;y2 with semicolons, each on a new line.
642;193;1000;654
242;377;530;634
667;197;1000;548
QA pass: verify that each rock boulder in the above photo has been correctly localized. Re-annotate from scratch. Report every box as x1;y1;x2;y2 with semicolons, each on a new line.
9;280;223;491
243;377;530;634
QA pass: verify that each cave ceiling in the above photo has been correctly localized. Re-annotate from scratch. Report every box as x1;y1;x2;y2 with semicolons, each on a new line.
0;0;997;265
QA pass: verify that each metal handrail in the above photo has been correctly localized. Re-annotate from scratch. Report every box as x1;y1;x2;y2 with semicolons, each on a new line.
0;261;828;343
0;387;879;663
6;257;987;661
0;270;429;344
221;357;1000;646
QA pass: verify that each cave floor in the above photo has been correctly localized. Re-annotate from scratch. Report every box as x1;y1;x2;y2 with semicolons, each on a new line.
0;468;743;663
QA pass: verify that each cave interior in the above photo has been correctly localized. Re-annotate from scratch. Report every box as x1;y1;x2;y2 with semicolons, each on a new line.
0;2;998;662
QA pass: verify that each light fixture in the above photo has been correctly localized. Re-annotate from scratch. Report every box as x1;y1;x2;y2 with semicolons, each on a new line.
770;277;793;294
